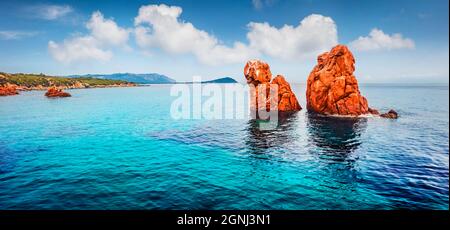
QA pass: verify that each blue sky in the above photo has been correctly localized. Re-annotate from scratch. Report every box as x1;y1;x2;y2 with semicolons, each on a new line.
0;0;448;83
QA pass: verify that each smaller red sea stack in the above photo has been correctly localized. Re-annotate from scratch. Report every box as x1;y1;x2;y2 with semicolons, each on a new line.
244;60;301;113
45;86;71;97
0;83;19;96
271;75;302;111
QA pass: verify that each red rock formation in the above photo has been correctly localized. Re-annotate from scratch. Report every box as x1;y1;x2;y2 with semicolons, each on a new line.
271;75;302;111
45;86;71;97
244;60;301;113
0;83;19;96
244;60;271;113
244;60;272;86
306;45;372;116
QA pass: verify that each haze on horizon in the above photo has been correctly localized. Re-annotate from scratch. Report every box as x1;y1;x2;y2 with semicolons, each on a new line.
0;0;448;84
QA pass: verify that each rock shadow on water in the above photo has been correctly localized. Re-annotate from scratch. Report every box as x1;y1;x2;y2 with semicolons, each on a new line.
245;112;299;155
306;112;367;161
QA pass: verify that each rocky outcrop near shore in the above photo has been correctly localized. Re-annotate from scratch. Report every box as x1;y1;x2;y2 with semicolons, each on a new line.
244;60;301;113
45;86;71;97
0;74;18;96
0;83;19;96
306;45;398;118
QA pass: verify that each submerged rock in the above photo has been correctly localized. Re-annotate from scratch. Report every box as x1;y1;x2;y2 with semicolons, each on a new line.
368;107;380;115
244;60;301;113
380;109;399;119
0;83;19;96
45;86;71;97
306;45;371;116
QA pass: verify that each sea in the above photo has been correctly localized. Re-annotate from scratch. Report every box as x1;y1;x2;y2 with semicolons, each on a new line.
0;83;448;209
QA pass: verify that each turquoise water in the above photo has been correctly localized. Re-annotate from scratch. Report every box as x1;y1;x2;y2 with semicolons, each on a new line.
0;84;448;209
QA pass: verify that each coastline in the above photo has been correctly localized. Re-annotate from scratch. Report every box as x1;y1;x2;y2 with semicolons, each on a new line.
14;83;137;91
0;72;137;94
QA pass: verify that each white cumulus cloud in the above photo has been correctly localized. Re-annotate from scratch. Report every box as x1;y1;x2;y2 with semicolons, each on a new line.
48;11;130;64
48;36;112;64
247;14;338;59
134;4;256;65
87;11;130;46
48;4;413;67
349;28;415;51
134;4;337;65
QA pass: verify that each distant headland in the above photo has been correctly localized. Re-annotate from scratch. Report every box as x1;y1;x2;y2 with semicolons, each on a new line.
0;72;240;96
69;74;238;84
176;77;238;84
0;72;135;92
68;73;176;84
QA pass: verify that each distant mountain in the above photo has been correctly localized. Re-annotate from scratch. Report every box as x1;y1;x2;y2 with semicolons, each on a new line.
68;73;176;84
201;77;238;84
177;77;238;84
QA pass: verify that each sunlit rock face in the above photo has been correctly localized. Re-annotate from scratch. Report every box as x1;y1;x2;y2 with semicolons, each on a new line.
45;86;71;97
0;83;19;96
0;74;18;96
271;75;302;112
244;60;272;86
306;45;371;116
244;60;301;113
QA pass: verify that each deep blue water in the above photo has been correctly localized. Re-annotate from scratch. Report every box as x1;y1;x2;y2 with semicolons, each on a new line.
0;84;448;209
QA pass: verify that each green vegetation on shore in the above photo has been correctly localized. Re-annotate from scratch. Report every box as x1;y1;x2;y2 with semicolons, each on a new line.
0;72;132;88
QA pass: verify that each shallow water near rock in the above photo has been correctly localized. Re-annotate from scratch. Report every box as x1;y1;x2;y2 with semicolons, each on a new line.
0;84;448;209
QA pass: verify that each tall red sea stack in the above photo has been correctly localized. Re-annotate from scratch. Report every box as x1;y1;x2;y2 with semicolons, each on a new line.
306;45;370;116
244;60;301;113
45;86;71;97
